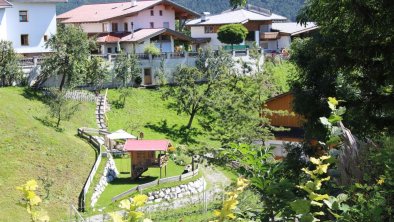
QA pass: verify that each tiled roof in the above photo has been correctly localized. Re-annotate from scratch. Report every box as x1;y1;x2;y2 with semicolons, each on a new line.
186;8;287;26
0;0;12;8
58;0;199;23
9;0;66;3
124;139;170;151
271;22;318;36
96;28;194;43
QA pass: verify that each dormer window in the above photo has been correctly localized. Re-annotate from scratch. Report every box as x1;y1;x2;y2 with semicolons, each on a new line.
150;10;154;16
19;11;28;22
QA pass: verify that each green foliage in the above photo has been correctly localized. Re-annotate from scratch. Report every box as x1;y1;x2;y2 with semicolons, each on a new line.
41;25;95;90
16;180;50;222
108;194;150;222
144;43;161;56
45;89;80;128
154;58;167;86
211;178;249;222
291;0;394;137
0;40;23;86
114;52;142;87
85;56;110;89
217;24;248;46
229;0;246;9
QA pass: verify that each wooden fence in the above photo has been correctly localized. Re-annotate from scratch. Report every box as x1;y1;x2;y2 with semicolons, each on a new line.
77;128;104;212
111;168;200;202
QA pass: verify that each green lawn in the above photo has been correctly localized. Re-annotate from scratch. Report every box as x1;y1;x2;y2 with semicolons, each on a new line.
0;87;96;221
94;156;185;209
106;88;220;147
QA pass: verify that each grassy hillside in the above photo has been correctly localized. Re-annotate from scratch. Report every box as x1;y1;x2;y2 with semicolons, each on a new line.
57;0;304;21
0;87;96;221
106;88;220;147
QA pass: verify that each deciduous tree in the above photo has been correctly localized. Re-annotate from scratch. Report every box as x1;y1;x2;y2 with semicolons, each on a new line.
114;51;141;87
41;25;95;91
46;89;80;128
217;24;248;49
0;41;23;86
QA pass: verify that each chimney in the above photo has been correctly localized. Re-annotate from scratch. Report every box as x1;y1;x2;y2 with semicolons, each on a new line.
201;12;210;22
131;0;137;7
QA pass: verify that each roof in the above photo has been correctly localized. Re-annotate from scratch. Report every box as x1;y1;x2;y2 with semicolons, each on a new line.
271;22;318;36
9;0;66;3
266;92;293;103
58;0;199;23
0;0;12;8
124;140;171;152
96;28;194;43
186;7;286;26
106;129;137;140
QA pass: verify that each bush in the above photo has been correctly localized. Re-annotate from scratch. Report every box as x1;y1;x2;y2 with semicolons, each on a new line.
144;43;161;56
134;76;142;86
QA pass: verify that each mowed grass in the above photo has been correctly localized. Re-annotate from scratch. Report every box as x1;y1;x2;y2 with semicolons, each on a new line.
94;156;184;209
0;87;96;221
106;88;220;147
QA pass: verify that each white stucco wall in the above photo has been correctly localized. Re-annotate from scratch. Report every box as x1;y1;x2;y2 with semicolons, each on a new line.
277;36;291;50
131;4;175;30
0;9;7;41
6;2;57;54
190;26;223;49
80;23;103;33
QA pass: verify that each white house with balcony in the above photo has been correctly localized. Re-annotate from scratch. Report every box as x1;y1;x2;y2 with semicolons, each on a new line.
186;5;318;52
0;0;66;56
57;0;199;55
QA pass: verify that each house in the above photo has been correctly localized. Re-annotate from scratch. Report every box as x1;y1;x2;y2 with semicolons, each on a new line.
57;0;199;55
270;22;318;51
0;0;66;56
263;92;305;158
186;4;287;50
186;5;318;52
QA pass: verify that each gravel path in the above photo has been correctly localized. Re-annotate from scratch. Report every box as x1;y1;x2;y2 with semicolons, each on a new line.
85;166;232;222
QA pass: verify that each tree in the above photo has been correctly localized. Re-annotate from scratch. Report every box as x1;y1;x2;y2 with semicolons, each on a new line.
217;24;248;49
291;0;394;138
114;51;141;87
229;0;247;9
0;41;23;86
143;43;161;56
46;89;80;128
163;48;233;129
85;56;109;90
41;25;95;91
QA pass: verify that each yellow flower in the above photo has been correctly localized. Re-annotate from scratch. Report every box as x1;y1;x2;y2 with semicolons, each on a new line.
119;199;131;210
377;177;385;185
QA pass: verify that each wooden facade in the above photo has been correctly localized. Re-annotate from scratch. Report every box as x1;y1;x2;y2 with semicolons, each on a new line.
264;93;305;142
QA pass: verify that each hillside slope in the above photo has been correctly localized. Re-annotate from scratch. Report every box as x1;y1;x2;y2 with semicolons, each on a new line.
57;0;304;21
0;88;96;221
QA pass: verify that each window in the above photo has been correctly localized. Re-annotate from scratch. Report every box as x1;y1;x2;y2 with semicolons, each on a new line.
261;42;269;49
163;22;169;28
111;23;118;32
107;47;112;54
159;10;163;16
124;23;128;31
115;47;118;53
150;22;154;28
19;11;28;22
130;22;134;31
150;10;154;16
21;35;29;46
43;35;48;42
204;26;215;33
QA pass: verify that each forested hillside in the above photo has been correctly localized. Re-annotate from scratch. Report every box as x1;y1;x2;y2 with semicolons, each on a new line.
56;0;304;21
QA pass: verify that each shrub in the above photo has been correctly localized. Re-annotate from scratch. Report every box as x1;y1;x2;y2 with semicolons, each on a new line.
134;76;142;86
144;43;161;56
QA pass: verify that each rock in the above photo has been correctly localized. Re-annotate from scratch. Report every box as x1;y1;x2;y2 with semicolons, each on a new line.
164;195;170;200
171;187;176;192
154;198;162;203
177;193;183;198
175;187;181;193
148;196;154;201
159;191;165;198
165;189;171;194
107;175;114;182
197;186;204;192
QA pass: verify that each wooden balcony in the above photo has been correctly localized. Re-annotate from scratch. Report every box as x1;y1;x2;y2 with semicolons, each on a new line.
260;32;280;40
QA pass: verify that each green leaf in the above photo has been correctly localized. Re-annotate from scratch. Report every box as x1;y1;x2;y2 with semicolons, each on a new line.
319;117;331;127
336;106;346;116
328;114;342;123
300;213;315;222
290;199;311;214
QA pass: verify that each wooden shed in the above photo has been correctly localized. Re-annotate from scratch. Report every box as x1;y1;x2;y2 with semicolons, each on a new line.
264;92;305;142
124;140;170;180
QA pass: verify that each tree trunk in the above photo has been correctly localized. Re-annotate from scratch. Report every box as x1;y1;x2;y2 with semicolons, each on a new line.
186;110;197;129
59;73;66;91
56;117;61;128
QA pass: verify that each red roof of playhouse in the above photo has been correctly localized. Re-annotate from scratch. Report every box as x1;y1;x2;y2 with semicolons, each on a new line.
124;140;170;151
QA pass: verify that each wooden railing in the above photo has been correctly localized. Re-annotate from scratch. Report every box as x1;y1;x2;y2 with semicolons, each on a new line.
111;168;200;202
77;128;104;212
